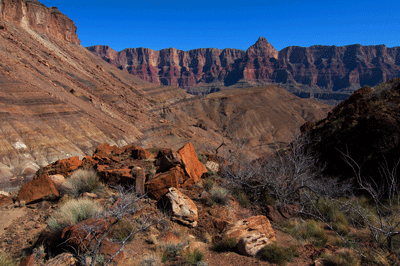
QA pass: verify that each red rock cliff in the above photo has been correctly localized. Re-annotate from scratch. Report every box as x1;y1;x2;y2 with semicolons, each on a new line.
87;45;246;90
88;38;400;100
0;0;80;44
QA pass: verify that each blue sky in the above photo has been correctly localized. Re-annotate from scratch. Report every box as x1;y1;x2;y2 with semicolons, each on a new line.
39;0;399;52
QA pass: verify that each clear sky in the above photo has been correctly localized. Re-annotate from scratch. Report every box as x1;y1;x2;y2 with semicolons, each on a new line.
38;0;399;52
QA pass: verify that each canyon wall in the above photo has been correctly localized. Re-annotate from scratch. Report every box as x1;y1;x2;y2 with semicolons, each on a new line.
0;0;80;44
89;37;400;100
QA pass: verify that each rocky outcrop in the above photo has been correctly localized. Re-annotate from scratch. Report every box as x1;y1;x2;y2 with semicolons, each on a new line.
89;38;400;101
36;156;82;177
304;78;400;181
0;0;80;44
159;187;198;227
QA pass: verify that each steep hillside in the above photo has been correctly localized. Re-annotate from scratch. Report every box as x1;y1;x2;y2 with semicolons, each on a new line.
155;85;330;153
89;37;400;103
0;0;191;185
303;78;400;180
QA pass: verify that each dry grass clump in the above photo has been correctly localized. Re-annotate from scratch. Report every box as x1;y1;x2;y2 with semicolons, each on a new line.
47;198;103;234
281;219;328;248
140;253;161;266
61;169;105;197
212;236;237;252
315;199;350;236
209;186;230;206
0;253;16;266
321;249;360;266
158;240;187;262
259;243;299;265
183;248;206;265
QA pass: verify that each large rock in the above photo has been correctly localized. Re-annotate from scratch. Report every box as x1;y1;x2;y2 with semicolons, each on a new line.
146;166;186;200
156;149;182;173
132;166;146;195
159;187;198;227
36;157;82;177
177;142;207;183
16;174;59;204
19;254;36;266
131;145;151;160
0;192;13;208
61;217;124;264
224;215;276;256
97;165;133;185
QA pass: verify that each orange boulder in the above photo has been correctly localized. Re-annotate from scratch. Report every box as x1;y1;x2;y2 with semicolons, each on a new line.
177;142;207;183
16;174;59;205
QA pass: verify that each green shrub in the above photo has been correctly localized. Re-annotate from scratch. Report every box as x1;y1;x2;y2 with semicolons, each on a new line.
322;250;360;266
236;191;250;207
300;220;328;247
260;243;299;265
315;200;350;235
47;198;103;234
183;248;205;265
281;219;328;248
209;187;230;205
204;178;214;190
0;253;16;266
197;153;207;164
62;169;104;197
212;237;237;252
110;218;136;242
159;242;185;262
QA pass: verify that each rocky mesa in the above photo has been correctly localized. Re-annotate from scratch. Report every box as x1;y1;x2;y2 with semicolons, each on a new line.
89;37;400;103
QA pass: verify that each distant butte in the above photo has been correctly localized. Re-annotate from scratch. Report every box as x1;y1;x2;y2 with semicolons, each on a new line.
88;38;400;104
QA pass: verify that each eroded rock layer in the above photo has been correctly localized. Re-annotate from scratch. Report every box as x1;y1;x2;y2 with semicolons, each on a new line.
89;37;400;102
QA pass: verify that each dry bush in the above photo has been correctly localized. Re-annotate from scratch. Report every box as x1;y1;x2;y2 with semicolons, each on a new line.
209;186;230;206
47;198;103;235
221;134;345;206
62;169;105;197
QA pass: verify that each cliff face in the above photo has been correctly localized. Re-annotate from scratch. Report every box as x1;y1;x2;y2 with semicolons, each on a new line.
0;0;80;44
89;38;400;101
277;44;400;91
87;45;247;90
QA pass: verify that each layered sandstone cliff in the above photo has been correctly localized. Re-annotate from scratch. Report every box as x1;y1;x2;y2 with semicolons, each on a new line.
88;45;247;92
0;0;80;44
89;37;400;101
